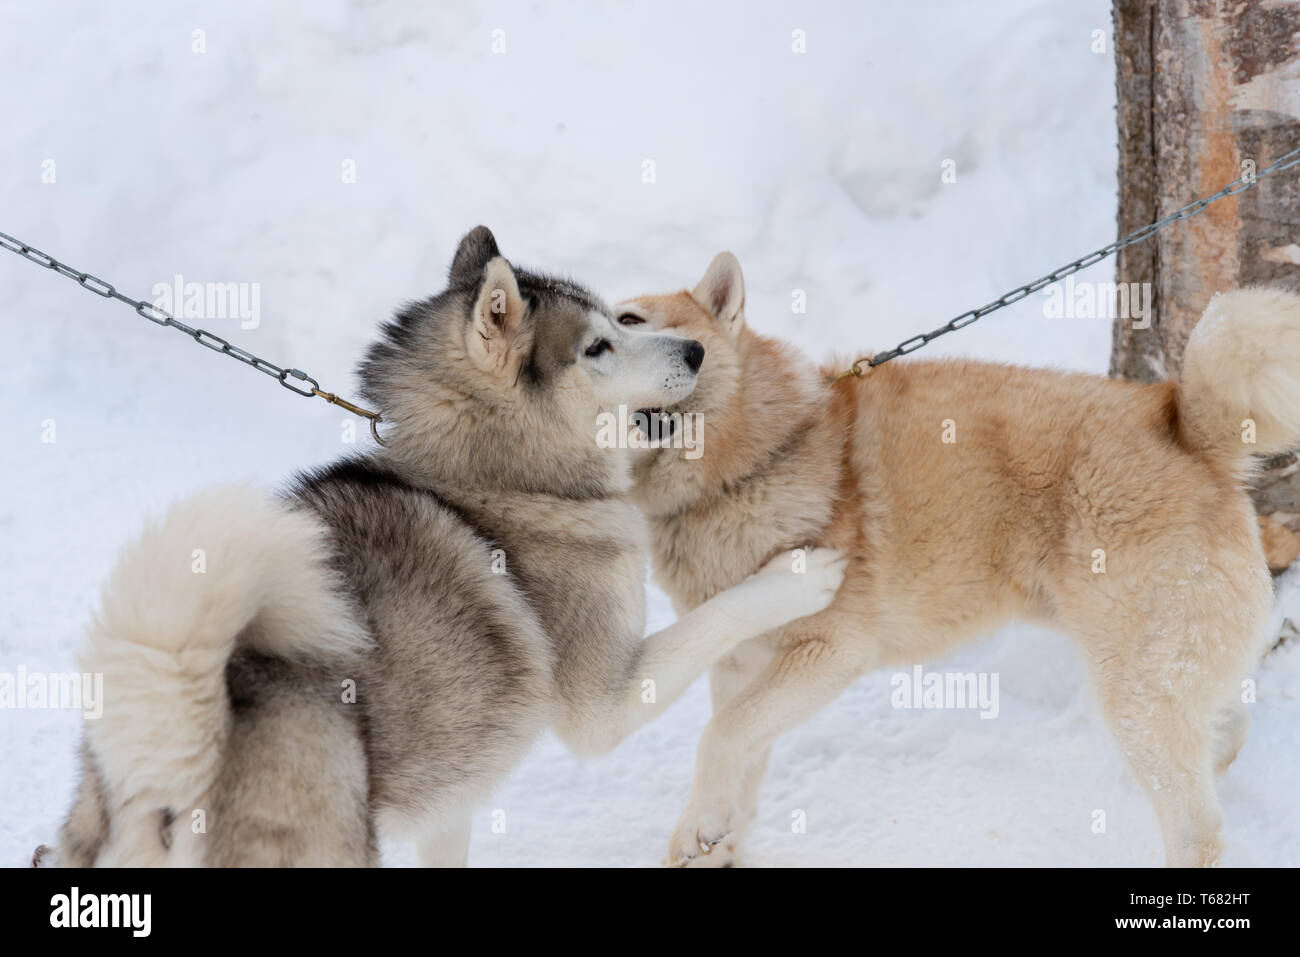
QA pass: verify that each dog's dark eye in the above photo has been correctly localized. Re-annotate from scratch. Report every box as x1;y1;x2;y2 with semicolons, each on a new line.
617;313;644;326
584;339;612;357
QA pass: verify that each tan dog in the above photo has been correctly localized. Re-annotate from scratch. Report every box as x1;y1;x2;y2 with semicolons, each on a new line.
620;254;1300;867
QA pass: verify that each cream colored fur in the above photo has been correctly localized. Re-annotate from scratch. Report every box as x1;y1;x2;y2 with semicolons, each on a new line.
1180;286;1300;474
78;485;370;866
623;266;1298;868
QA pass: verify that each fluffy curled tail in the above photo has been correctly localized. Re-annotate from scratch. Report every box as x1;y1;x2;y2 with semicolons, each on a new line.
1178;286;1300;476
78;485;368;865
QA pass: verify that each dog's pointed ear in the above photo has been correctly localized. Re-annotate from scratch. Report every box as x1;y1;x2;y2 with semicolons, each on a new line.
691;251;745;338
450;225;501;284
468;256;528;375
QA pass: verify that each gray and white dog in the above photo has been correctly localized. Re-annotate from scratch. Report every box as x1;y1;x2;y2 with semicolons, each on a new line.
45;227;844;867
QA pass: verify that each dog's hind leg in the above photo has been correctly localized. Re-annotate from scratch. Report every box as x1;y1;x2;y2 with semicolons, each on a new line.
48;740;110;867
1064;606;1236;867
203;655;376;867
1060;552;1268;867
1090;676;1225;867
1048;486;1277;867
1211;701;1250;775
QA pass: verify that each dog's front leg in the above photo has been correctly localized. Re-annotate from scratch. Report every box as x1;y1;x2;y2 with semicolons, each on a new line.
416;806;472;867
666;613;870;867
562;548;845;755
683;636;780;868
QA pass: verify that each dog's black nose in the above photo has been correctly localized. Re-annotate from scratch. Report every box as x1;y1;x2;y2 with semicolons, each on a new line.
683;340;705;372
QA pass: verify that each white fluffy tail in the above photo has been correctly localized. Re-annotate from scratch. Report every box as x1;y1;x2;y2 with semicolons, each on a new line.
1178;286;1300;475
80;486;368;865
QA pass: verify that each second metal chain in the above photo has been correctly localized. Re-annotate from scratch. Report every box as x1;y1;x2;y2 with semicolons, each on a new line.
833;142;1300;380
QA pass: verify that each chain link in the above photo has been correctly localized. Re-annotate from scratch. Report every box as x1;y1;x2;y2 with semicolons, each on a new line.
0;229;384;441
833;143;1300;380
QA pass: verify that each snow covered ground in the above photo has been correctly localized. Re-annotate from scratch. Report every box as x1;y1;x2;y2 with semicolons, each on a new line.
1;0;1296;867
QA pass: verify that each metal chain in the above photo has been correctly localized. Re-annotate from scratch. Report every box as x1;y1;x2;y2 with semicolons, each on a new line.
833;142;1300;380
0;229;385;442
9;142;1300;410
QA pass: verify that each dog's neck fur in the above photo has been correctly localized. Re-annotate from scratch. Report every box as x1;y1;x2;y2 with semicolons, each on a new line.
377;435;639;538
371;398;644;575
369;311;634;504
632;329;847;610
633;329;829;517
380;404;628;503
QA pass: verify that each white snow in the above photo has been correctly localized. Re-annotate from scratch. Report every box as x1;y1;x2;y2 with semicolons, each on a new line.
1;0;1296;867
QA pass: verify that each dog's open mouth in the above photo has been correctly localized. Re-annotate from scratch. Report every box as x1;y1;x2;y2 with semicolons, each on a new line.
634;408;677;438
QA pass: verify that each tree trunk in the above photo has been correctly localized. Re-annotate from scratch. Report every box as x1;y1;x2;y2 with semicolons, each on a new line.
1113;0;1300;571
